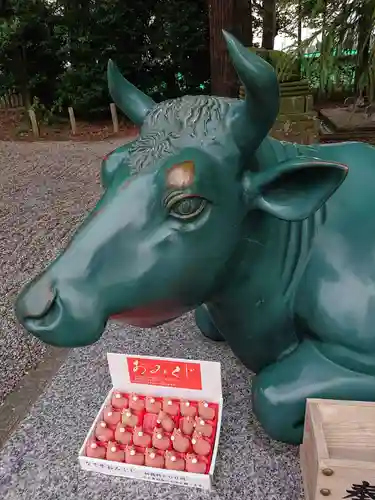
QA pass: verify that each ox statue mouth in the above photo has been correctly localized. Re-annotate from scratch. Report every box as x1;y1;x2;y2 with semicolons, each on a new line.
110;303;191;328
16;286;190;342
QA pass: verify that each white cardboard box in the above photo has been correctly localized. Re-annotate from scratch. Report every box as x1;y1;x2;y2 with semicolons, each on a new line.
78;353;223;490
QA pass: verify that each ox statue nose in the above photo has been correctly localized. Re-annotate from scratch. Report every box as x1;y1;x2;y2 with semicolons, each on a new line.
15;273;106;348
15;279;56;320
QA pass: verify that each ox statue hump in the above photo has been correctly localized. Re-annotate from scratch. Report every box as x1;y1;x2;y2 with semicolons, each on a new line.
15;31;375;445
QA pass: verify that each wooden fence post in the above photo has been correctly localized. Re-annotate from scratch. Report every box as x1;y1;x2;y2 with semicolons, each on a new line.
110;102;119;133
0;91;23;109
68;106;77;135
28;109;39;138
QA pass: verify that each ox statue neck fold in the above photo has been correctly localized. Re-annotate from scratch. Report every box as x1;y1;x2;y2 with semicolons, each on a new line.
207;137;327;373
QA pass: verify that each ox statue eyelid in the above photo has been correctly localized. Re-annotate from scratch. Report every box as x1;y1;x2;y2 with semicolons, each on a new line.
163;191;208;207
163;191;208;221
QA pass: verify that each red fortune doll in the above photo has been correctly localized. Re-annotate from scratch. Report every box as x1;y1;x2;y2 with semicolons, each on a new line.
145;396;162;414
163;398;179;416
180;416;195;435
86;439;106;459
194;417;213;438
121;409;140;427
125;445;145;466
133;426;152;447
165;450;185;471
198;401;215;421
94;421;114;442
103;406;121;426
171;428;190;453
156;410;175;432
180;399;197;417
106;442;125;462
114;423;132;445
191;431;211;456
185;453;207;474
152;428;171;451
145;448;165;468
111;391;128;410
129;394;145;412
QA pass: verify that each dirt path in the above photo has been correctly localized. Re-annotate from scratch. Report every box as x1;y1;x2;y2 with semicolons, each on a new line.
0;139;128;405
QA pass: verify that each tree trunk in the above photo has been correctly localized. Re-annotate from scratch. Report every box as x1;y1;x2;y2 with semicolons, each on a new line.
13;46;31;109
297;0;302;47
261;0;276;49
233;0;253;46
355;2;372;100
248;0;254;46
318;0;328;98
208;0;253;97
62;0;91;69
297;0;302;79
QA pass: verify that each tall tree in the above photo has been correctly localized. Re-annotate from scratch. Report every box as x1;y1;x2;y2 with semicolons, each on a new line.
355;0;373;98
144;0;210;100
235;0;254;46
297;0;302;48
248;0;254;46
0;0;64;108
261;0;276;49
293;0;375;100
318;0;328;97
208;0;253;97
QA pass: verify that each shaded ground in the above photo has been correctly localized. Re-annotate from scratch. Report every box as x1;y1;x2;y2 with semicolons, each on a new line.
0;109;138;142
0;133;305;499
0;139;127;405
0;318;303;500
320;107;375;131
0;346;68;449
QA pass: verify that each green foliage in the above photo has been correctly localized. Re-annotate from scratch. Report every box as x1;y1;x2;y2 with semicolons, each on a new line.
278;0;375;101
143;0;209;100
0;0;373;119
0;0;65;107
243;0;374;102
248;47;301;81
0;0;209;120
250;0;297;42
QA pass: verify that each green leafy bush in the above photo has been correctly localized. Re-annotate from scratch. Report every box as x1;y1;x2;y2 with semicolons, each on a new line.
0;0;210;120
248;47;301;82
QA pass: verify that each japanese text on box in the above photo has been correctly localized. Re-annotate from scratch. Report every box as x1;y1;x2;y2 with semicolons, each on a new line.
127;357;202;390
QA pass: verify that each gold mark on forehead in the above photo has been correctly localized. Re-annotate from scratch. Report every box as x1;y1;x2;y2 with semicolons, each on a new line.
166;160;195;188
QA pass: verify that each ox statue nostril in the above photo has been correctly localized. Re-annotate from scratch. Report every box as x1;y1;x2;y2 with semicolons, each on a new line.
16;283;57;320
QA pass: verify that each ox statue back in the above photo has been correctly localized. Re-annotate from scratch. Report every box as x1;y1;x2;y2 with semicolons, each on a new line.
15;32;375;445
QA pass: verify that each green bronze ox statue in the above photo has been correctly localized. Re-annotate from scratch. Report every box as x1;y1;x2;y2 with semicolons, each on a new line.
15;31;375;445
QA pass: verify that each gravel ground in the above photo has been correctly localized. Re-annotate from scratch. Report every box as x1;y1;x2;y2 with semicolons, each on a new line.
0;318;303;500
0;139;303;500
0;139;125;404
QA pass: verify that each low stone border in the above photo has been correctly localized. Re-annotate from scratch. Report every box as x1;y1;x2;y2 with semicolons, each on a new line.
0;346;69;450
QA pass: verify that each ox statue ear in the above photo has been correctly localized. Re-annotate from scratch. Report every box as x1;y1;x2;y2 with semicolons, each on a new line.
245;157;348;221
107;59;155;126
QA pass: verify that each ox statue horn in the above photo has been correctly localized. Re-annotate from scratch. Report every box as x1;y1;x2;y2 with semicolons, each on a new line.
107;59;155;126
222;30;280;152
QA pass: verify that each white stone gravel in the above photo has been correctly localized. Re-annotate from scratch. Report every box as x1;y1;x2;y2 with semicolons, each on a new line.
0;139;125;404
0;139;303;500
0;319;303;500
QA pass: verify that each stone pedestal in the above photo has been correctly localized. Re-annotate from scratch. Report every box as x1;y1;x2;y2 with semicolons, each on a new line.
239;82;318;145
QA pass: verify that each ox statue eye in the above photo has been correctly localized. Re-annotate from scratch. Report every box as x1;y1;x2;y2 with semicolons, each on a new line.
165;192;207;220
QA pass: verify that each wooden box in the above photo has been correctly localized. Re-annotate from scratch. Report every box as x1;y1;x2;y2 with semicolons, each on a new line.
301;399;375;499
